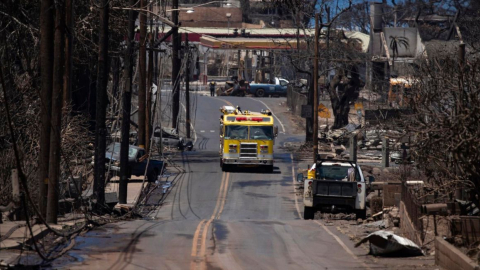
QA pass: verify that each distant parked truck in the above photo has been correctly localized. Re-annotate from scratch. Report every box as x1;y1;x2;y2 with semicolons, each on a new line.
248;77;289;97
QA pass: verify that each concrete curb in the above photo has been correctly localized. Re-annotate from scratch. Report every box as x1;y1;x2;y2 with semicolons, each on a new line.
435;236;480;270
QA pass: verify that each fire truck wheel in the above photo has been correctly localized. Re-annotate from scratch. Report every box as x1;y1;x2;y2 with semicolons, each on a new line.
221;164;229;172
304;207;315;220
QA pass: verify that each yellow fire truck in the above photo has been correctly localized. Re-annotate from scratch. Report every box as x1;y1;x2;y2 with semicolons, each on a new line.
219;106;278;172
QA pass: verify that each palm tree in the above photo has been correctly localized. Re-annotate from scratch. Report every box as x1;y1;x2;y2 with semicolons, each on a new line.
389;36;409;69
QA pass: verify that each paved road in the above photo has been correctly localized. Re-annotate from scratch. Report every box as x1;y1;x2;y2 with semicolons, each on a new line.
58;95;432;270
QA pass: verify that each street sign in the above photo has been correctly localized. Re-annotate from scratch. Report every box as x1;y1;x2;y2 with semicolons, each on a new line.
301;105;312;118
318;103;331;118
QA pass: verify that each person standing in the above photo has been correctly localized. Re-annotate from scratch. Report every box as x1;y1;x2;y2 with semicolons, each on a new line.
209;81;216;96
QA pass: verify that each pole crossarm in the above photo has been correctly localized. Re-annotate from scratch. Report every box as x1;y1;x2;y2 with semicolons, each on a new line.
154;28;175;47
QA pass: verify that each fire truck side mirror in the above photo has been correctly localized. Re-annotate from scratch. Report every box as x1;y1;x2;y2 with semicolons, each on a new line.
274;126;278;137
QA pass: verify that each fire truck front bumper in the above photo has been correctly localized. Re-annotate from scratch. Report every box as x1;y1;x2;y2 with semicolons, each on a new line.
222;158;273;166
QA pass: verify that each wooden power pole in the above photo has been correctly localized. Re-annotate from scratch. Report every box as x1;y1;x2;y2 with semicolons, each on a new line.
146;5;154;152
38;0;55;218
185;33;191;139
63;0;73;107
93;0;109;208
47;1;65;224
138;0;147;149
171;0;180;129
119;0;137;204
313;13;319;163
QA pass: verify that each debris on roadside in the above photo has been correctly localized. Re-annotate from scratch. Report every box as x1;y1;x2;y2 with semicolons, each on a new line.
355;230;424;257
455;199;480;216
317;212;357;221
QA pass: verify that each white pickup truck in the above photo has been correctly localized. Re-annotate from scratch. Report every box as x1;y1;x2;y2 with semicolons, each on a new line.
297;159;367;220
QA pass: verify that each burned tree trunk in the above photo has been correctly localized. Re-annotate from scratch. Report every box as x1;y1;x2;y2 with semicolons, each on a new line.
328;65;360;129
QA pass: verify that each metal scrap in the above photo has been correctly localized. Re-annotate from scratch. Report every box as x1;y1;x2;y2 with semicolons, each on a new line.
355;230;424;256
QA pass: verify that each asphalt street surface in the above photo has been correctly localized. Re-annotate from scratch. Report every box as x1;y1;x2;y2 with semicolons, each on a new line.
58;95;433;270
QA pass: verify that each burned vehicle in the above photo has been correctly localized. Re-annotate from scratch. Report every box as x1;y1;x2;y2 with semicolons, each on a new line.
105;143;164;182
153;127;184;148
216;80;249;97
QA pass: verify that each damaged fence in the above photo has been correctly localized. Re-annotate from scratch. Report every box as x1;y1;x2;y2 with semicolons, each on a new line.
401;182;425;243
451;216;480;246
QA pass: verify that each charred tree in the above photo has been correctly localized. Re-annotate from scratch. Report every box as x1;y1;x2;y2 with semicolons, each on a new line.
328;64;361;129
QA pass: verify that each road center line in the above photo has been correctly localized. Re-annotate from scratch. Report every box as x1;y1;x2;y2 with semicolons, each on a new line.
211;96;233;107
190;172;230;270
190;220;206;257
290;154;371;270
215;172;230;220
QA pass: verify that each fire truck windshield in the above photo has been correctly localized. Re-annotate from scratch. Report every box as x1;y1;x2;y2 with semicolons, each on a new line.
225;125;248;139
224;125;273;140
249;126;273;140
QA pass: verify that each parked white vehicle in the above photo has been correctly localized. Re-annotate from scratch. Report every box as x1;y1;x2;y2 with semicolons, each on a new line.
297;159;368;220
153;127;184;148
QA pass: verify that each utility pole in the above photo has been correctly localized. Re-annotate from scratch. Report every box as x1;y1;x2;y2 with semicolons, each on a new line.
38;0;55;218
313;13;319;163
138;0;147;148
154;25;159;86
119;0;136;204
47;0;65;224
93;0;109;208
226;13;231;77
185;33;191;139
237;50;241;79
171;0;180;129
146;4;154;153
